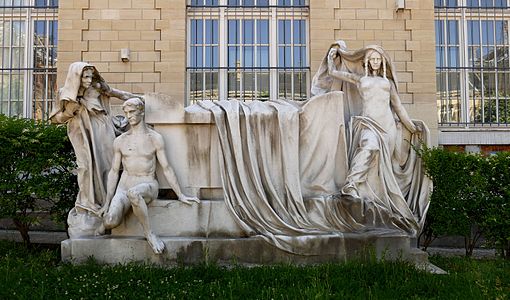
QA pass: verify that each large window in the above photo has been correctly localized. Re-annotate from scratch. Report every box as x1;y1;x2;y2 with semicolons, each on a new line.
435;0;510;126
0;0;58;120
187;0;309;103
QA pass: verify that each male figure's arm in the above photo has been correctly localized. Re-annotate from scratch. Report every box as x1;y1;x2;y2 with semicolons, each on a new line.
153;133;200;205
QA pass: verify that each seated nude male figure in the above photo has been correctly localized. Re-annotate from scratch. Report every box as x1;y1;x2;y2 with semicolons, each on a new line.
97;98;199;254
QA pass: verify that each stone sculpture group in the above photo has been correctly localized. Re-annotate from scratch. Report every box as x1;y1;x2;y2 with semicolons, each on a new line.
53;41;431;263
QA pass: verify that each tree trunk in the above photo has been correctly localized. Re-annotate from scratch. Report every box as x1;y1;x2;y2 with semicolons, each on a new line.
12;218;31;245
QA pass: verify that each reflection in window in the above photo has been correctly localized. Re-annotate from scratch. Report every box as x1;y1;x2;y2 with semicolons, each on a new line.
187;1;309;102
0;0;58;119
435;2;510;125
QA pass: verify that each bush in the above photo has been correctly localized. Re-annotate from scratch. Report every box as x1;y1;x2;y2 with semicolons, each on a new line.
0;115;77;244
417;147;510;258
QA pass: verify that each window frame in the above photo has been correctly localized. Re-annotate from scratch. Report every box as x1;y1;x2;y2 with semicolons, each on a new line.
186;0;310;104
435;0;510;126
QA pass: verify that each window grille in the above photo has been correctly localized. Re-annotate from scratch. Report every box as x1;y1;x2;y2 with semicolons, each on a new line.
0;0;58;120
435;0;510;126
187;0;309;103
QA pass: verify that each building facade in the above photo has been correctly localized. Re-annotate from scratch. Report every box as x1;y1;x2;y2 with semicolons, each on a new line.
1;0;509;149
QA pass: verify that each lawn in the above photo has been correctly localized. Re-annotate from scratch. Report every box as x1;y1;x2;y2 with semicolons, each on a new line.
0;241;508;299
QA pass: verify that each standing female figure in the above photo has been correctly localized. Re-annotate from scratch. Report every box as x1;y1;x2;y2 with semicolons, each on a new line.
320;43;429;234
50;62;138;216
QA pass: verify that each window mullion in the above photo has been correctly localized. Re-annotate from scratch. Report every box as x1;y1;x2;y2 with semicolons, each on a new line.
219;6;227;101
270;5;277;100
460;7;470;125
24;6;32;118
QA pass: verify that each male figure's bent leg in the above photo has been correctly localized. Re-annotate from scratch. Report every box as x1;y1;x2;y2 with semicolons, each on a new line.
127;182;164;254
95;192;129;235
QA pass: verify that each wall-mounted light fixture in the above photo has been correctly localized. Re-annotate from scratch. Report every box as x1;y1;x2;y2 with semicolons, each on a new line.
396;0;405;10
120;48;130;62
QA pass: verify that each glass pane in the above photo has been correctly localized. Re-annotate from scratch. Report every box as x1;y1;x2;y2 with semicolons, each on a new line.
293;72;307;100
204;71;218;100
205;20;218;44
447;20;458;45
190;72;204;99
205;46;218;67
243;46;253;67
191;20;203;44
436;47;445;67
258;46;269;67
468;21;480;45
243;72;255;100
12;21;25;47
278;46;291;67
447;46;459;67
293;46;306;67
278;20;291;44
228;20;239;44
435;20;444;45
243;20;254;44
228;46;239;68
278;72;292;98
482;21;495;45
258;20;269;44
495;46;508;68
293;20;306;44
34;21;46;47
468;46;481;67
228;72;240;99
47;73;57;99
495;21;507;44
190;46;203;67
34;47;45;68
12;48;24;68
257;72;269;100
498;72;510;96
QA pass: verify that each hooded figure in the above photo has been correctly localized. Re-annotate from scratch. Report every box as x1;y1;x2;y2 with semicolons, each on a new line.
312;41;431;235
50;62;136;216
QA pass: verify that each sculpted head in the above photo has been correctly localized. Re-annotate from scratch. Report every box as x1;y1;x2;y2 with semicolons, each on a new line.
81;67;94;89
123;97;145;126
364;49;387;78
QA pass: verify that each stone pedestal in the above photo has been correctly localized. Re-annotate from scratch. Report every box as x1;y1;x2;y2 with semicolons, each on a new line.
61;200;428;266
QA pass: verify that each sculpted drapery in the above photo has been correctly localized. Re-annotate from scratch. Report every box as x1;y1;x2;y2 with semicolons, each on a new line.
196;41;431;254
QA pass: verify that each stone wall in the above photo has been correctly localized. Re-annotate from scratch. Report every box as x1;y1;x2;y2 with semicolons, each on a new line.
58;0;438;143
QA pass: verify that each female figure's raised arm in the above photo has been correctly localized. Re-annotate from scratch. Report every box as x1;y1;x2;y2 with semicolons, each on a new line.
389;81;417;133
327;48;361;85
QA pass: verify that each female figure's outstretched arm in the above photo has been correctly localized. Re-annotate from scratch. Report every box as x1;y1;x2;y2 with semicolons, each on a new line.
326;48;361;85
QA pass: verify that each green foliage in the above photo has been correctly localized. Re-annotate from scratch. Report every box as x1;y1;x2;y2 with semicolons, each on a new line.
0;115;77;244
0;240;508;299
417;146;510;258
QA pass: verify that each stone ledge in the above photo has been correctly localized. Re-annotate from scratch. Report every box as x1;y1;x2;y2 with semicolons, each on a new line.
62;233;428;266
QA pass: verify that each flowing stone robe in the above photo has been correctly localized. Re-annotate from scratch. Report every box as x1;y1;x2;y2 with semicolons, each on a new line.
192;43;431;254
311;42;431;235
50;62;130;216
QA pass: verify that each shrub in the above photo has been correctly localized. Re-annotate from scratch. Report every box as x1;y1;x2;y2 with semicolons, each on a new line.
417;146;510;258
0;115;77;244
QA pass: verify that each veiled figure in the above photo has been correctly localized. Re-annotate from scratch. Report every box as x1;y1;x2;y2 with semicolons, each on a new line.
50;62;137;215
312;41;431;235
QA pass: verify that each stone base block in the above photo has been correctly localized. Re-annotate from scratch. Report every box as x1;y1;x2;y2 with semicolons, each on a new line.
111;200;247;238
61;233;428;266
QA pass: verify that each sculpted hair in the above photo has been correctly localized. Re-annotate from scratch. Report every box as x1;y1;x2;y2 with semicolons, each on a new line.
123;97;145;112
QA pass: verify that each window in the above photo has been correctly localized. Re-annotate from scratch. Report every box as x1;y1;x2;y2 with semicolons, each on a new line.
187;0;309;103
0;0;58;120
435;0;510;126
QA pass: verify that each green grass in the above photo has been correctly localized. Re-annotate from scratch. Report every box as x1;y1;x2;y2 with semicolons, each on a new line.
0;241;508;299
